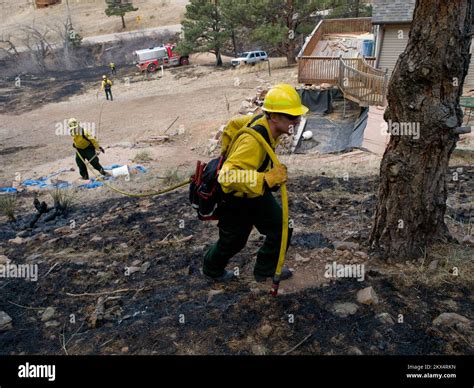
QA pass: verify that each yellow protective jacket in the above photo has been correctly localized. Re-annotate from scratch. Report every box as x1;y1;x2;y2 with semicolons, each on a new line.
71;127;100;150
101;79;112;90
218;114;277;198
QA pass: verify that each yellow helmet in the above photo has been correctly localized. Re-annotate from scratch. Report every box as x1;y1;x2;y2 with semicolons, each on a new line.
262;84;309;116
102;75;107;79
68;118;79;130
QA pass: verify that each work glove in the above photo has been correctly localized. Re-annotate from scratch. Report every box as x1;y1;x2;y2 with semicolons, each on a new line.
264;164;287;188
99;147;105;153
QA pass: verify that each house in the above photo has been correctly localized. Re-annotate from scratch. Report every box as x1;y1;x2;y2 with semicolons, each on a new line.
372;0;474;90
297;17;387;107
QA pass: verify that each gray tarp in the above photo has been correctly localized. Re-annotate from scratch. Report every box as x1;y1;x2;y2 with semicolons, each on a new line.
296;107;369;154
298;89;344;114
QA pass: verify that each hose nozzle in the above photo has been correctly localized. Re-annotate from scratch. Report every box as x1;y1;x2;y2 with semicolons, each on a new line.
270;276;280;297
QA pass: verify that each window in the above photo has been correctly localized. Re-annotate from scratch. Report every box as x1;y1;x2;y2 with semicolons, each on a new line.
249;53;255;58
255;52;261;57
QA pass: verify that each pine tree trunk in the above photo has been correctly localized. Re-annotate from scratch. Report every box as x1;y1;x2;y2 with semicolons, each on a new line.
286;39;297;65
216;48;223;66
369;0;472;258
354;0;360;17
231;28;238;58
121;15;126;29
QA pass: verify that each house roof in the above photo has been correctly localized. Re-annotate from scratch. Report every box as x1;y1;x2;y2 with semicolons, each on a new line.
372;0;416;25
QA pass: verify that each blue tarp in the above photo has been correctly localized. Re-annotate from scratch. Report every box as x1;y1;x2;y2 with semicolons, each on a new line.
0;187;17;193
15;165;148;191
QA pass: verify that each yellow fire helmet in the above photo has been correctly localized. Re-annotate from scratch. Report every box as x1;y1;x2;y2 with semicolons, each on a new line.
67;118;79;130
262;84;309;116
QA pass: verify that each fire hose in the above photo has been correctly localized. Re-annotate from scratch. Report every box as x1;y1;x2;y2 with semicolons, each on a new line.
76;127;289;296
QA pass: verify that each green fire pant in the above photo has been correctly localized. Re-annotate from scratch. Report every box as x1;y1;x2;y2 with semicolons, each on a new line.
203;190;292;278
75;145;105;179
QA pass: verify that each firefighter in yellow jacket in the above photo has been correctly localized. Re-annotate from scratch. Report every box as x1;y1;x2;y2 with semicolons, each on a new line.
68;118;108;180
101;75;113;101
203;84;309;282
109;62;117;75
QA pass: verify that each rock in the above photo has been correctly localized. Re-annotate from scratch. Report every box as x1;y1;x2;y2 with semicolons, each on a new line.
354;251;368;259
331;302;359;318
294;253;304;262
257;324;273;338
0;255;11;265
34;233;50;242
357;286;379;305
207;289;224;303
41;307;56;322
333;241;359;251
119;243;128;249
322;247;332;254
9;237;25;245
376;312;395;325
140;262;150;274
54;226;71;235
250;287;261;295
0;311;13;331
251;344;267;355
432;313;471;329
121;346;129;353
428;260;439;271
347;346;363;355
177;294;187;302
294;253;310;263
125;266;140;275
91;236;102;242
131;260;142;266
44;320;61;328
461;235;474;246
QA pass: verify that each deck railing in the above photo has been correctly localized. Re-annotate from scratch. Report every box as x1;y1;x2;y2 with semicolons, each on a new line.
337;57;387;106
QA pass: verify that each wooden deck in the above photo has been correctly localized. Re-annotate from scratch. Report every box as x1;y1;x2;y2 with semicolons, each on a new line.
297;17;388;106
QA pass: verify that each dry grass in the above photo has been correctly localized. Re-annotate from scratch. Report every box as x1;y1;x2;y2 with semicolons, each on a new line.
133;151;153;163
391;243;474;289
0;194;17;222
50;188;76;213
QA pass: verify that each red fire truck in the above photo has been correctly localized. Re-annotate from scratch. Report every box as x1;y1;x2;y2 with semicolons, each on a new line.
133;43;189;72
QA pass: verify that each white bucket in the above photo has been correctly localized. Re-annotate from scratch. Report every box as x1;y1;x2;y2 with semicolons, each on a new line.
111;165;129;177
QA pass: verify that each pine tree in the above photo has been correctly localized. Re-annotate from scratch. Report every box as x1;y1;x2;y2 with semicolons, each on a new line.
179;0;231;66
105;0;138;29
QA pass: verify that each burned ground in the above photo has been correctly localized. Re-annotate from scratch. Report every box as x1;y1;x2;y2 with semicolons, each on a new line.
0;65;139;115
0;169;472;355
